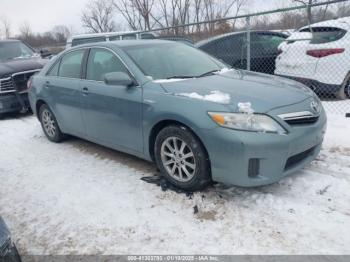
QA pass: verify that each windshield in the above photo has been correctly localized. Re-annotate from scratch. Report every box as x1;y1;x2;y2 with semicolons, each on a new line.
123;43;226;80
0;41;35;61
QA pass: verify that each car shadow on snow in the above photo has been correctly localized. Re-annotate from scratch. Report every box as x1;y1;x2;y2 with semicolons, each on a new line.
67;135;301;201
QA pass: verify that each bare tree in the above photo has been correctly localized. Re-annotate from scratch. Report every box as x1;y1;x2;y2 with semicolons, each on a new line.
52;25;71;43
114;0;247;33
1;17;11;38
19;21;32;40
114;0;155;30
81;0;117;33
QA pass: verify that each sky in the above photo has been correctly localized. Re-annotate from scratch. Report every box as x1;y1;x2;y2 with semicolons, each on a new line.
0;0;279;35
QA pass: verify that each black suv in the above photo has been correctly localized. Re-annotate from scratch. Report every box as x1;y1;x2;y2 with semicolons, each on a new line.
0;40;48;117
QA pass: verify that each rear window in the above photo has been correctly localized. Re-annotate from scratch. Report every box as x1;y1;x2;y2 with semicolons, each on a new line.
300;27;346;44
71;37;106;47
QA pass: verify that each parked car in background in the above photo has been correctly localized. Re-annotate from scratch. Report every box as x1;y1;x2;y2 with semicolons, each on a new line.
29;40;326;191
156;35;194;46
66;31;194;48
0;40;48;117
66;31;157;48
275;17;350;99
196;31;288;74
0;216;21;262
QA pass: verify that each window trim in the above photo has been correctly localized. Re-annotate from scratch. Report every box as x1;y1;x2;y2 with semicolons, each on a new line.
46;47;88;80
83;46;139;86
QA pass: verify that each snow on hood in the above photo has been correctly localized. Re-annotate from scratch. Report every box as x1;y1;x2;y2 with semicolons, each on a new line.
177;90;231;104
153;78;190;83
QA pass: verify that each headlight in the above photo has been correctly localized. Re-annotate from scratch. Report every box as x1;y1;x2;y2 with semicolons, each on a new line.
208;112;287;134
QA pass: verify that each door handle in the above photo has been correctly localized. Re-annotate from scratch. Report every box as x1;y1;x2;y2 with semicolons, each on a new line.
82;87;89;95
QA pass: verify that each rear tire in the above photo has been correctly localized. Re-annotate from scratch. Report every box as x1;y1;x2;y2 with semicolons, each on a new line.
336;74;350;100
154;125;211;191
39;104;66;143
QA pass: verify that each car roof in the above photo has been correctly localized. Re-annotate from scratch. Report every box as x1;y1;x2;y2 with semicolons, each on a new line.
69;39;178;50
195;30;288;47
300;16;350;31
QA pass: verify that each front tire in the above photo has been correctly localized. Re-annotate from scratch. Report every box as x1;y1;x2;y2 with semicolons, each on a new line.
39;104;66;143
154;125;211;191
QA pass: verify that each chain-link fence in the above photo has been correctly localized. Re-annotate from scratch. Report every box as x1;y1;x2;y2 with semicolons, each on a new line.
140;0;350;116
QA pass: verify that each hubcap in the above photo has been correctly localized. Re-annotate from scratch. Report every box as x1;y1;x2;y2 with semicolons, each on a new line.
160;137;196;182
42;109;56;137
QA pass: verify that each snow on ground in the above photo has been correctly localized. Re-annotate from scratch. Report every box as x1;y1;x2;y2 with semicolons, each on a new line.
0;108;350;255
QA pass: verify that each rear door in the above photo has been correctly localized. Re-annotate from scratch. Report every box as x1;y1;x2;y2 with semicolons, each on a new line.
45;49;86;136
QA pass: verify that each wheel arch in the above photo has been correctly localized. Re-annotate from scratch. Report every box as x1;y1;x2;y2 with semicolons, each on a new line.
148;120;211;171
35;99;47;119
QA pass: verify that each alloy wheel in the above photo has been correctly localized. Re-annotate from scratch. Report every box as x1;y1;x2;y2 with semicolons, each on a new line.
42;109;56;138
160;137;196;182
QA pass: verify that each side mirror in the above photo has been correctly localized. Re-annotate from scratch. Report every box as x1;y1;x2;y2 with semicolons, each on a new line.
104;72;134;87
40;48;52;59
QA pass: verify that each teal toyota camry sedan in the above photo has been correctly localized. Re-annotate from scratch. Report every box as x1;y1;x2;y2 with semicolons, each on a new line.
28;40;327;191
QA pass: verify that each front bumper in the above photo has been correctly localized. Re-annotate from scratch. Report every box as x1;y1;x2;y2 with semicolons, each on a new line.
277;75;342;96
200;110;327;187
0;92;29;114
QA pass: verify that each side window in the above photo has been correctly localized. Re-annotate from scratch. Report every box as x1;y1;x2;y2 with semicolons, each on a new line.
253;34;286;54
122;34;137;40
300;27;346;44
58;50;84;79
109;36;121;41
47;60;60;76
86;49;129;82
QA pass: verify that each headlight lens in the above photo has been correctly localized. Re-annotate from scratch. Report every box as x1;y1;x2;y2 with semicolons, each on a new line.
208;112;287;134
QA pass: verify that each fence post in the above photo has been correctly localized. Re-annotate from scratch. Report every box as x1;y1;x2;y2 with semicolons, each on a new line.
246;16;251;71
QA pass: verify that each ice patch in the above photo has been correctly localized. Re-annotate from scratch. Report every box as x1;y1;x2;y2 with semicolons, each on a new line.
217;68;234;74
177;90;231;104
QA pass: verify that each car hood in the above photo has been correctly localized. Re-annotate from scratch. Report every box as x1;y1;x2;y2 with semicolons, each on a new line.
158;70;313;113
0;57;47;78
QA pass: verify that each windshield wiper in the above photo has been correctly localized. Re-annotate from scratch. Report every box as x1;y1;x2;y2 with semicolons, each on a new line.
166;75;195;79
197;69;220;78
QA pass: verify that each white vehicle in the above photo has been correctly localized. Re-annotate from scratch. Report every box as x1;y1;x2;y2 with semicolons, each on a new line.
275;17;350;99
66;31;157;48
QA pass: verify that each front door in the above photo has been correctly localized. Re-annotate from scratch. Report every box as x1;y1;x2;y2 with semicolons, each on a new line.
81;48;143;153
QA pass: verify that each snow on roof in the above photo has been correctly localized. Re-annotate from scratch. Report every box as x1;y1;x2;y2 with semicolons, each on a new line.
300;16;350;31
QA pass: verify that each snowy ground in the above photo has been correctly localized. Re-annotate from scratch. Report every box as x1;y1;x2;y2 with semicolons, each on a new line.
0;105;350;255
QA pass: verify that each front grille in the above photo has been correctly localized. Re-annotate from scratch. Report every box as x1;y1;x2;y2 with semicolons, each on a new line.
285;116;319;125
0;70;39;94
285;147;315;170
13;71;38;92
0;77;14;93
278;111;319;126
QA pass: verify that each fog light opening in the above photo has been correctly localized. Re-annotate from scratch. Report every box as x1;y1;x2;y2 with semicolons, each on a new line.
248;158;260;178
